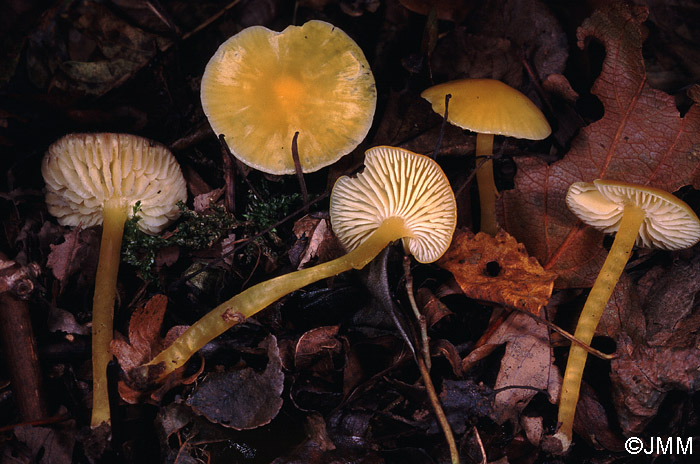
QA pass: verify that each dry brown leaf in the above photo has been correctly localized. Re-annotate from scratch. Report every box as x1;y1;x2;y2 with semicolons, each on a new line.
46;227;99;291
294;325;343;375
462;312;558;425
291;215;343;269
110;294;202;404
416;287;454;328
438;229;556;313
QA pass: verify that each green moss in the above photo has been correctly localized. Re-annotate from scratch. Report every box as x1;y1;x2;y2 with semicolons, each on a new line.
122;201;241;280
243;185;301;233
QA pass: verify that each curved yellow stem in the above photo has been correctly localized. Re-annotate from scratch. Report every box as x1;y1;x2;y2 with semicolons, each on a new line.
91;199;128;427
146;217;412;380
476;133;498;236
554;204;645;449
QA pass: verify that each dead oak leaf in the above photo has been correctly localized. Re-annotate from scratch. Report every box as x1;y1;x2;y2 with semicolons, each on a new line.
110;294;202;404
500;2;700;288
438;229;556;313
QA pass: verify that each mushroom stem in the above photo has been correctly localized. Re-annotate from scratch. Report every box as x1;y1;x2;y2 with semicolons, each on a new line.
555;203;645;448
145;217;412;380
475;133;497;235
91;199;128;427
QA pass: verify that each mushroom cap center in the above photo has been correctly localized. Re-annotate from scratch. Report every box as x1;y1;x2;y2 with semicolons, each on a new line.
200;20;377;175
273;75;305;108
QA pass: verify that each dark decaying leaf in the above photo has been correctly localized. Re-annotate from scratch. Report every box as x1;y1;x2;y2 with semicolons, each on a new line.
25;0;170;96
606;258;700;435
438;229;556;314
500;2;700;288
399;0;475;22
12;421;76;464
187;334;284;430
46;226;99;291
430;0;567;85
47;304;90;336
611;329;700;436
294;325;343;373
431;380;493;435
570;383;625;452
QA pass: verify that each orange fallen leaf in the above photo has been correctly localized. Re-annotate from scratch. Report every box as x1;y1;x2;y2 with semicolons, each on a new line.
110;294;203;404
438;229;556;313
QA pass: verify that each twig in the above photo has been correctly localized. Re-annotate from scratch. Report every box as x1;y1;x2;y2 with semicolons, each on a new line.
508;304;617;361
454;152;493;199
218;135;236;213
403;256;431;369
0;254;47;422
180;0;242;41
291;132;309;210
473;425;487;464
0;413;72;433
432;93;451;159
417;356;460;464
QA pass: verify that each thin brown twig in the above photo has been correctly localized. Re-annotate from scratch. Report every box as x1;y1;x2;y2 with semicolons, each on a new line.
219;135;236;213
0;413;72;433
417;356;460;464
508;305;617;361
180;0;242;41
403;256;431;369
432;93;451;159
291;131;309;210
454;152;493;199
473;425;487;464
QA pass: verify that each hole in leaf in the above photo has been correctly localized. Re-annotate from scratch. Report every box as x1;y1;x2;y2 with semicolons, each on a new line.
485;261;501;277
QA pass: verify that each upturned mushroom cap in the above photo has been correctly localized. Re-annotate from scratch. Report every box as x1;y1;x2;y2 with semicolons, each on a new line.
330;146;457;263
42;133;187;234
201;20;377;175
421;79;551;140
566;179;700;251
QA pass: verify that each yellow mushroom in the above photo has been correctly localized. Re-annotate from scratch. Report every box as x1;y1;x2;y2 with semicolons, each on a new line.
144;146;456;379
42;133;187;426
555;179;700;450
421;78;551;235
200;20;377;175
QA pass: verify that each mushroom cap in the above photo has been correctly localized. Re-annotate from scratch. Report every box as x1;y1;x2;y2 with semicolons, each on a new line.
330;146;457;263
566;179;700;251
201;20;377;175
421;79;551;140
42;133;187;235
